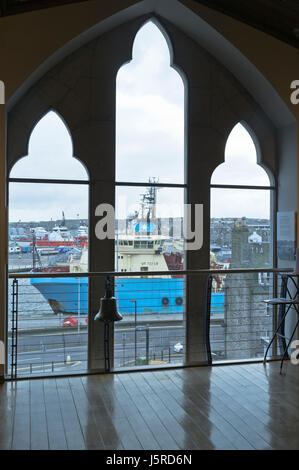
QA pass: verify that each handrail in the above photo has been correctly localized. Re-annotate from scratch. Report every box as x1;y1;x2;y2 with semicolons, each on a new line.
8;267;293;279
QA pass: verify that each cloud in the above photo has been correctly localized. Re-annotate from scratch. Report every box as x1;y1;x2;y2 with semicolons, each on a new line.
9;182;88;222
116;21;184;184
211;187;270;219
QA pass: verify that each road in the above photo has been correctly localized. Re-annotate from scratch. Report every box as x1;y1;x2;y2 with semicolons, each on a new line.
8;323;225;376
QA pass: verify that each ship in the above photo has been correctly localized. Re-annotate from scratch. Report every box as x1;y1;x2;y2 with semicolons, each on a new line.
75;223;88;242
30;184;225;317
30;243;225;317
31;232;185;315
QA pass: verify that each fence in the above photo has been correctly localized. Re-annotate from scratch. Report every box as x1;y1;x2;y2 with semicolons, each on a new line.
7;268;291;378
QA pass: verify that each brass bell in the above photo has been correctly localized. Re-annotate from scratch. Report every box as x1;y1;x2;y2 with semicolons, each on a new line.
94;276;123;323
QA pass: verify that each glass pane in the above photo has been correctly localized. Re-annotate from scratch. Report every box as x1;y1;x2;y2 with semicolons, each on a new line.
115;185;185;273
209;272;274;362
210;187;273;363
114;185;185;370
9;182;88;273
8;276;88;378
116;21;185;184
114;274;186;369
211;123;270;186
8;182;89;377
210;187;271;269
10;111;88;181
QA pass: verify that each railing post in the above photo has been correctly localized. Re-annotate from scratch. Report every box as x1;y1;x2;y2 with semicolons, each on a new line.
11;278;18;379
122;332;126;367
145;326;149;365
273;272;278;357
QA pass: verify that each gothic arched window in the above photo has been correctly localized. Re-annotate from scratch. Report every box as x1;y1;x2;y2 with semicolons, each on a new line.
8;111;89;375
114;21;186;367
210;122;273;269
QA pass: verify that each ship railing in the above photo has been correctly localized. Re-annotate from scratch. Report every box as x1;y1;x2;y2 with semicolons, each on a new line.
7;267;292;378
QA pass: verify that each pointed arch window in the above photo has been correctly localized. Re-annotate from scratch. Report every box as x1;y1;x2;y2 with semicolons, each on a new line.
10;111;88;181
9;111;89;260
210;122;275;269
114;20;186;368
9;111;89;225
8;111;90;376
9;110;89;268
116;20;185;185
115;20;186;264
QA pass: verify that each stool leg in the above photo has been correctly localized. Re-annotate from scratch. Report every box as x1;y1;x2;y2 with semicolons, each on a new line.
263;305;291;364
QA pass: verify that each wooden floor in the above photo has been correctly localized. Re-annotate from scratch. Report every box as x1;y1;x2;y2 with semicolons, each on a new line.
1;361;299;450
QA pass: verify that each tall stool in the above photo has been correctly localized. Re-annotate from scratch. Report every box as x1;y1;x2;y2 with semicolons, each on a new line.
263;283;299;373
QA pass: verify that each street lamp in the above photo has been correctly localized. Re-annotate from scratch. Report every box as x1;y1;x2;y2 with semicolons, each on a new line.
130;299;137;365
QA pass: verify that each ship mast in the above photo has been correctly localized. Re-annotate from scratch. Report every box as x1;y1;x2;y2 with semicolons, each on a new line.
140;177;159;221
61;211;66;227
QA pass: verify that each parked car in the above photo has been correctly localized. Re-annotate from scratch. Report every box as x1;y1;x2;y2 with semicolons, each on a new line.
9;246;21;254
173;342;184;353
63;316;78;327
62;316;88;327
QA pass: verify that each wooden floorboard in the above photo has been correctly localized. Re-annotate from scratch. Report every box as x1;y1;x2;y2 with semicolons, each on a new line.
43;378;68;450
55;378;86;450
1;362;299;450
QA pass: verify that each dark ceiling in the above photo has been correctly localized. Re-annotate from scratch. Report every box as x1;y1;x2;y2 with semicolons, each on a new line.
0;0;299;49
193;0;299;49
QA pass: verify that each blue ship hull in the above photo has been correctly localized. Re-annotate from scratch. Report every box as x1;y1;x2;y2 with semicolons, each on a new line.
30;277;224;316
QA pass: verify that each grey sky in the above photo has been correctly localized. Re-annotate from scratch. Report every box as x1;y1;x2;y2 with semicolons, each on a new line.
9;21;270;223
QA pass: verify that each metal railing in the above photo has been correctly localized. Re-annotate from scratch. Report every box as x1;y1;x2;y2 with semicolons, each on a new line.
207;271;277;362
7;267;292;378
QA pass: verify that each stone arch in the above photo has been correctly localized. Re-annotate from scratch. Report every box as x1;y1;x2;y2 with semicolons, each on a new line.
6;13;279;181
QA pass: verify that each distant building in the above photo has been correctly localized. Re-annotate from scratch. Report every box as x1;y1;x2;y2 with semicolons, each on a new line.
224;218;272;360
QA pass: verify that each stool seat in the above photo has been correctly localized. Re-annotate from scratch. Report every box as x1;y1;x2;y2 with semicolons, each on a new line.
263;298;299;305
